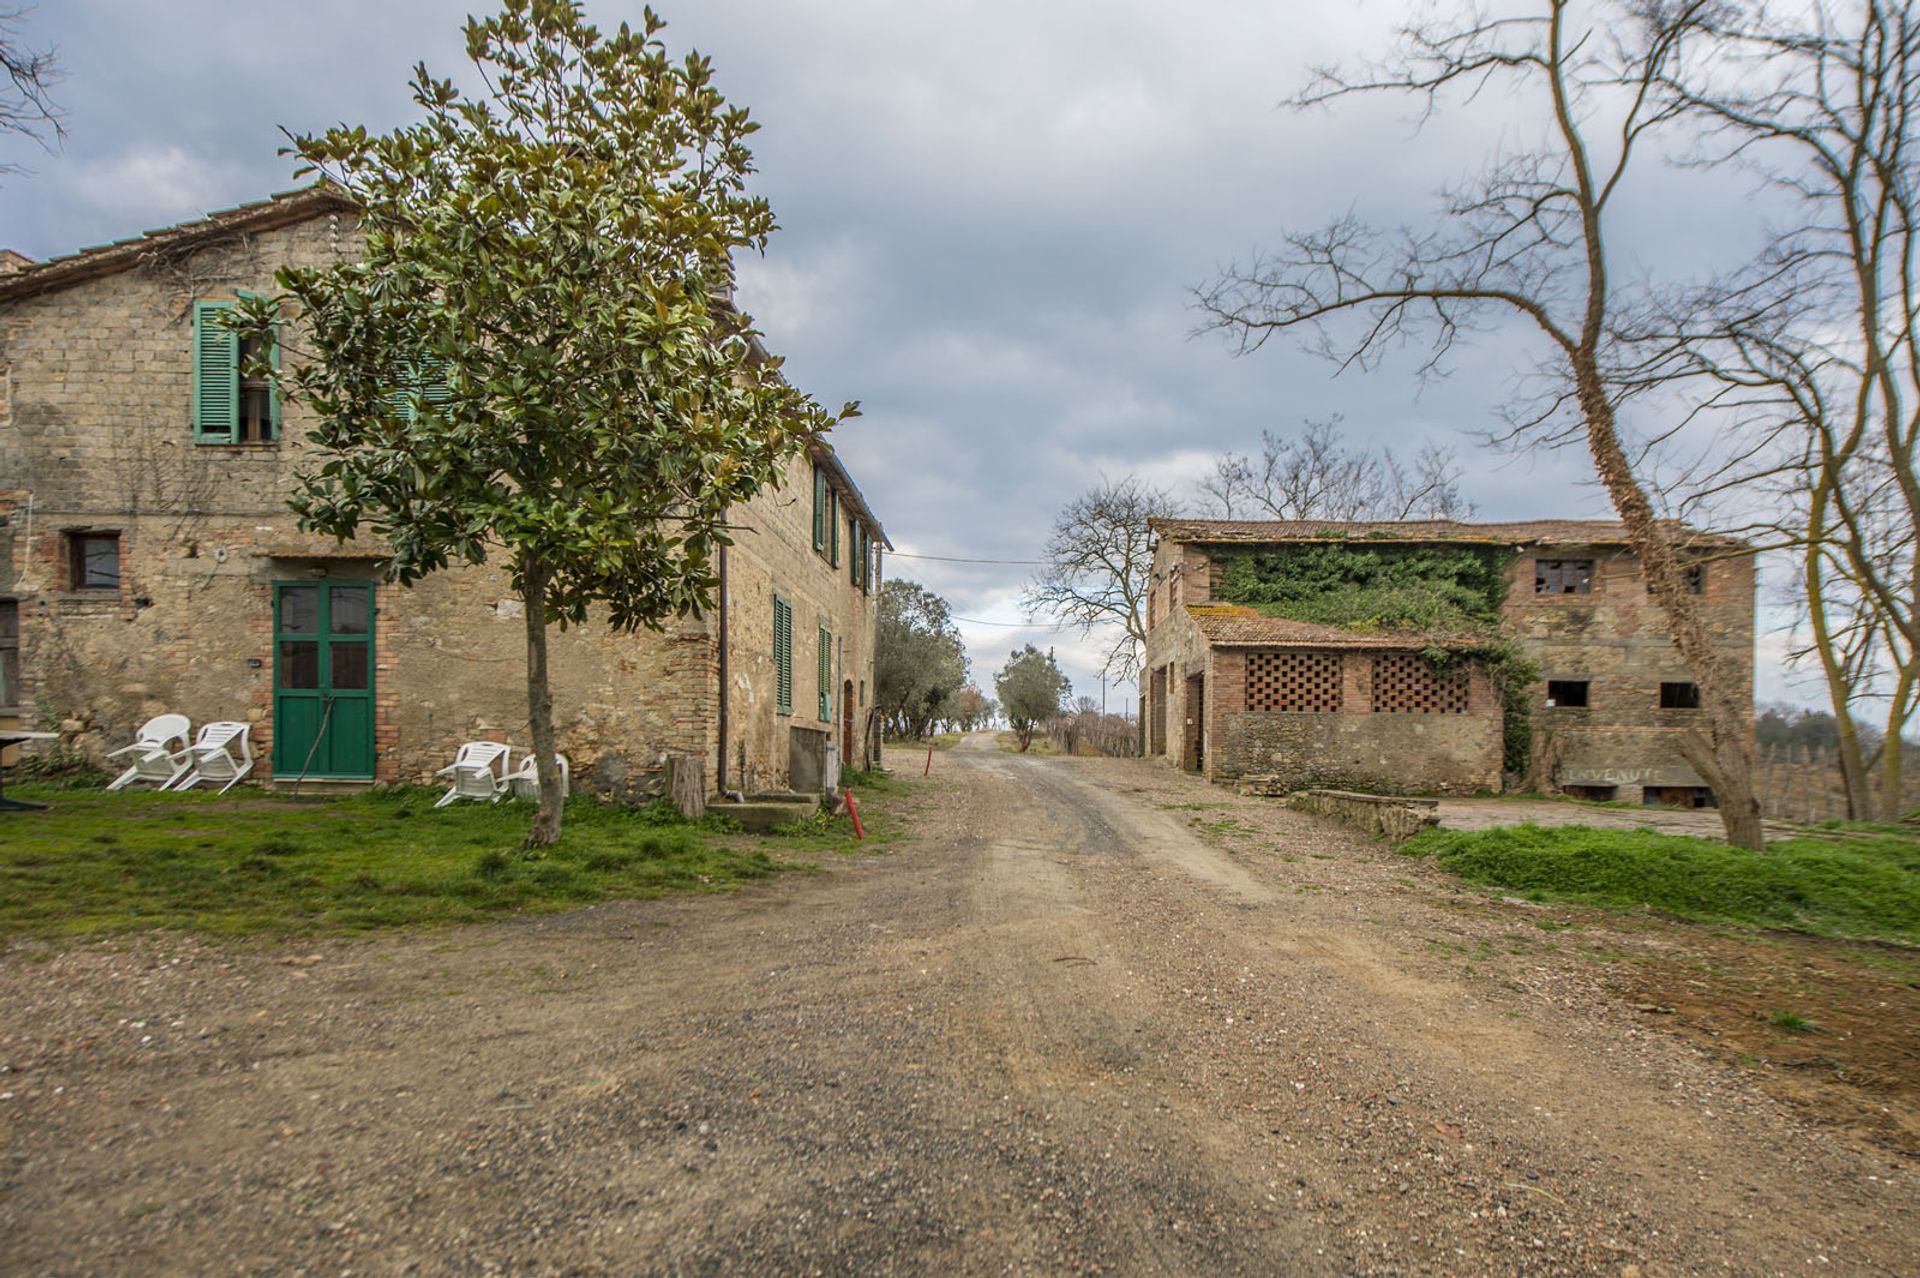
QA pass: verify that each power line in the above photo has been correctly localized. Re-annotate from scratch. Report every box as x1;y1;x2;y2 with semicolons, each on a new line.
953;615;1042;628
890;551;1043;565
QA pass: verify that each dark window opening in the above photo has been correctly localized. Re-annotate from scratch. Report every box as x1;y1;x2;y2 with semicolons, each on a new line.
1563;784;1617;802
1659;681;1702;709
0;598;18;707
1534;558;1594;595
1645;785;1716;810
238;334;274;442
1545;679;1590;708
69;532;120;591
1684;563;1705;594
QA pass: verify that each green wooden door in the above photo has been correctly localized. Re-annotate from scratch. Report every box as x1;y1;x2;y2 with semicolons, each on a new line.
273;582;376;778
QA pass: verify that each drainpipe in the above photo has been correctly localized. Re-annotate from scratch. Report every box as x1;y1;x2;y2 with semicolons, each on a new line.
717;541;730;796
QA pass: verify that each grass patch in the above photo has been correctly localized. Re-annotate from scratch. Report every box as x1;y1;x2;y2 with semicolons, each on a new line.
1768;1010;1819;1034
1402;822;1920;944
0;782;908;940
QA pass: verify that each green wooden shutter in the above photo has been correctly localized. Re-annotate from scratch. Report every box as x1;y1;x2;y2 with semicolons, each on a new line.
419;356;452;411
829;491;840;566
192;300;238;442
819;626;832;721
774;596;793;715
812;466;827;551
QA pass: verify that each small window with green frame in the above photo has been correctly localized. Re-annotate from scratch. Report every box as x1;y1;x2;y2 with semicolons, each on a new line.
193;297;279;444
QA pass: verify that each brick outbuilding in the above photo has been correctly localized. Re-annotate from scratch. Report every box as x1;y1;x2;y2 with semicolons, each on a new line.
0;187;889;797
1141;519;1754;805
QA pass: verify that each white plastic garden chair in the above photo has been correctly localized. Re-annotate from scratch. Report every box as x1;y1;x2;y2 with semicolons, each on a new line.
434;742;512;808
505;751;569;802
104;714;193;791
168;722;255;794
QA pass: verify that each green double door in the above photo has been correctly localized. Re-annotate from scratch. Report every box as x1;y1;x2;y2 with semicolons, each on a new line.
273;581;376;778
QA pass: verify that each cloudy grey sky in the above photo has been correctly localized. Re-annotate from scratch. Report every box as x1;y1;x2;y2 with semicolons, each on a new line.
0;0;1802;706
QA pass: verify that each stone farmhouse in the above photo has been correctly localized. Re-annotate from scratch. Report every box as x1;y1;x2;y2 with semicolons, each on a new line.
0;186;889;797
1142;518;1754;806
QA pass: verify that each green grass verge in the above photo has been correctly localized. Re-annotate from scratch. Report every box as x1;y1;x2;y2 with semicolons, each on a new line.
1402;822;1920;944
0;782;891;940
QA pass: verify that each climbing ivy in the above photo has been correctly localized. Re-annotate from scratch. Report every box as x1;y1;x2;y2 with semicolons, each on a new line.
1213;543;1513;633
1213;543;1538;777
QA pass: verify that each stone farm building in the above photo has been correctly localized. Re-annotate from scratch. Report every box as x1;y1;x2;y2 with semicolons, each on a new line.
0;187;889;797
1142;518;1754;806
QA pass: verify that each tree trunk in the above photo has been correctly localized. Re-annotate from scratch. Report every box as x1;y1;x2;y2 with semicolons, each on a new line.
1805;499;1876;819
1882;670;1916;822
1570;356;1766;850
521;553;564;849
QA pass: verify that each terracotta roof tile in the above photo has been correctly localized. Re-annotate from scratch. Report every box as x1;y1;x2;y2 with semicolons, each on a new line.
1183;605;1455;649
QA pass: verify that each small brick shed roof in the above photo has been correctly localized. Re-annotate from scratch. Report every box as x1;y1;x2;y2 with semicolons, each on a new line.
1150;517;1741;549
1183;604;1470;650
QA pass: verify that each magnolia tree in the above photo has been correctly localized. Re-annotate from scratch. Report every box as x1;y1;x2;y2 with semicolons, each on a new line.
235;1;853;846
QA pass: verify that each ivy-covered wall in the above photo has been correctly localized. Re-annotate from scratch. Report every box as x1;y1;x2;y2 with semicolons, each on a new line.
1211;542;1537;777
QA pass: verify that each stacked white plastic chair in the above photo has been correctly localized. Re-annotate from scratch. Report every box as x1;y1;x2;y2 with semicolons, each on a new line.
170;722;256;794
505;752;569;802
434;742;513;808
104;714;193;791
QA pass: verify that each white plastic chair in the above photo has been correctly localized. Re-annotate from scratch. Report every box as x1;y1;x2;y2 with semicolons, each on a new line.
169;722;255;795
434;742;512;808
505;752;569;802
105;714;193;791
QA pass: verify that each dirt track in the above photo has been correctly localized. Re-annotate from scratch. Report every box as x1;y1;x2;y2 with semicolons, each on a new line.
2;736;1914;1275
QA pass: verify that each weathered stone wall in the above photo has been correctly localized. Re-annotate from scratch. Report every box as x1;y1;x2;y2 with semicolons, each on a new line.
0;211;881;796
1506;548;1755;799
1284;789;1440;842
1208;647;1501;793
721;447;880;795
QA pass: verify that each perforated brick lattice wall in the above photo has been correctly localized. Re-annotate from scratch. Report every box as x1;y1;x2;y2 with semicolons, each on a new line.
1372;652;1470;714
1246;650;1342;712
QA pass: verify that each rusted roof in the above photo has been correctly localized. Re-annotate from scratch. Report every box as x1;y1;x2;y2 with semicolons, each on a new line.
1184;604;1463;650
1151;517;1741;549
0;184;355;304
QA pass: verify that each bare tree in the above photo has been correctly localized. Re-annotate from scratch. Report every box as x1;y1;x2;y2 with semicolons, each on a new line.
1023;474;1180;682
1199;417;1474;520
1;7;62;177
1623;0;1920;820
1195;0;1770;849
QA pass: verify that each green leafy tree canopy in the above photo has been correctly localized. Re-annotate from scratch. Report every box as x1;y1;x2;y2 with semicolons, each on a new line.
995;645;1071;752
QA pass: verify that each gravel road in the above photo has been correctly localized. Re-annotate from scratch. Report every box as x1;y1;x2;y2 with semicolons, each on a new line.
2;736;1912;1276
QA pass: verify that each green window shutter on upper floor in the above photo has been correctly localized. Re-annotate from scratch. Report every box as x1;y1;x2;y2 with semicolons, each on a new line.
829;490;840;566
812;465;828;551
819;625;833;721
192;300;238;442
774;596;793;716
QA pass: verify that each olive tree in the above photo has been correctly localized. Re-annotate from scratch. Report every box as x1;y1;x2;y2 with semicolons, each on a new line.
235;1;853;845
995;645;1071;753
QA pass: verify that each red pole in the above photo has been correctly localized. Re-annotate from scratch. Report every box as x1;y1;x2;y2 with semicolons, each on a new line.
846;789;866;841
924;742;934;776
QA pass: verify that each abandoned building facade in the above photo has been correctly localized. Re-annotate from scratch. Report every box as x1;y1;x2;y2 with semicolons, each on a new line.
0;188;888;796
1142;519;1755;805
